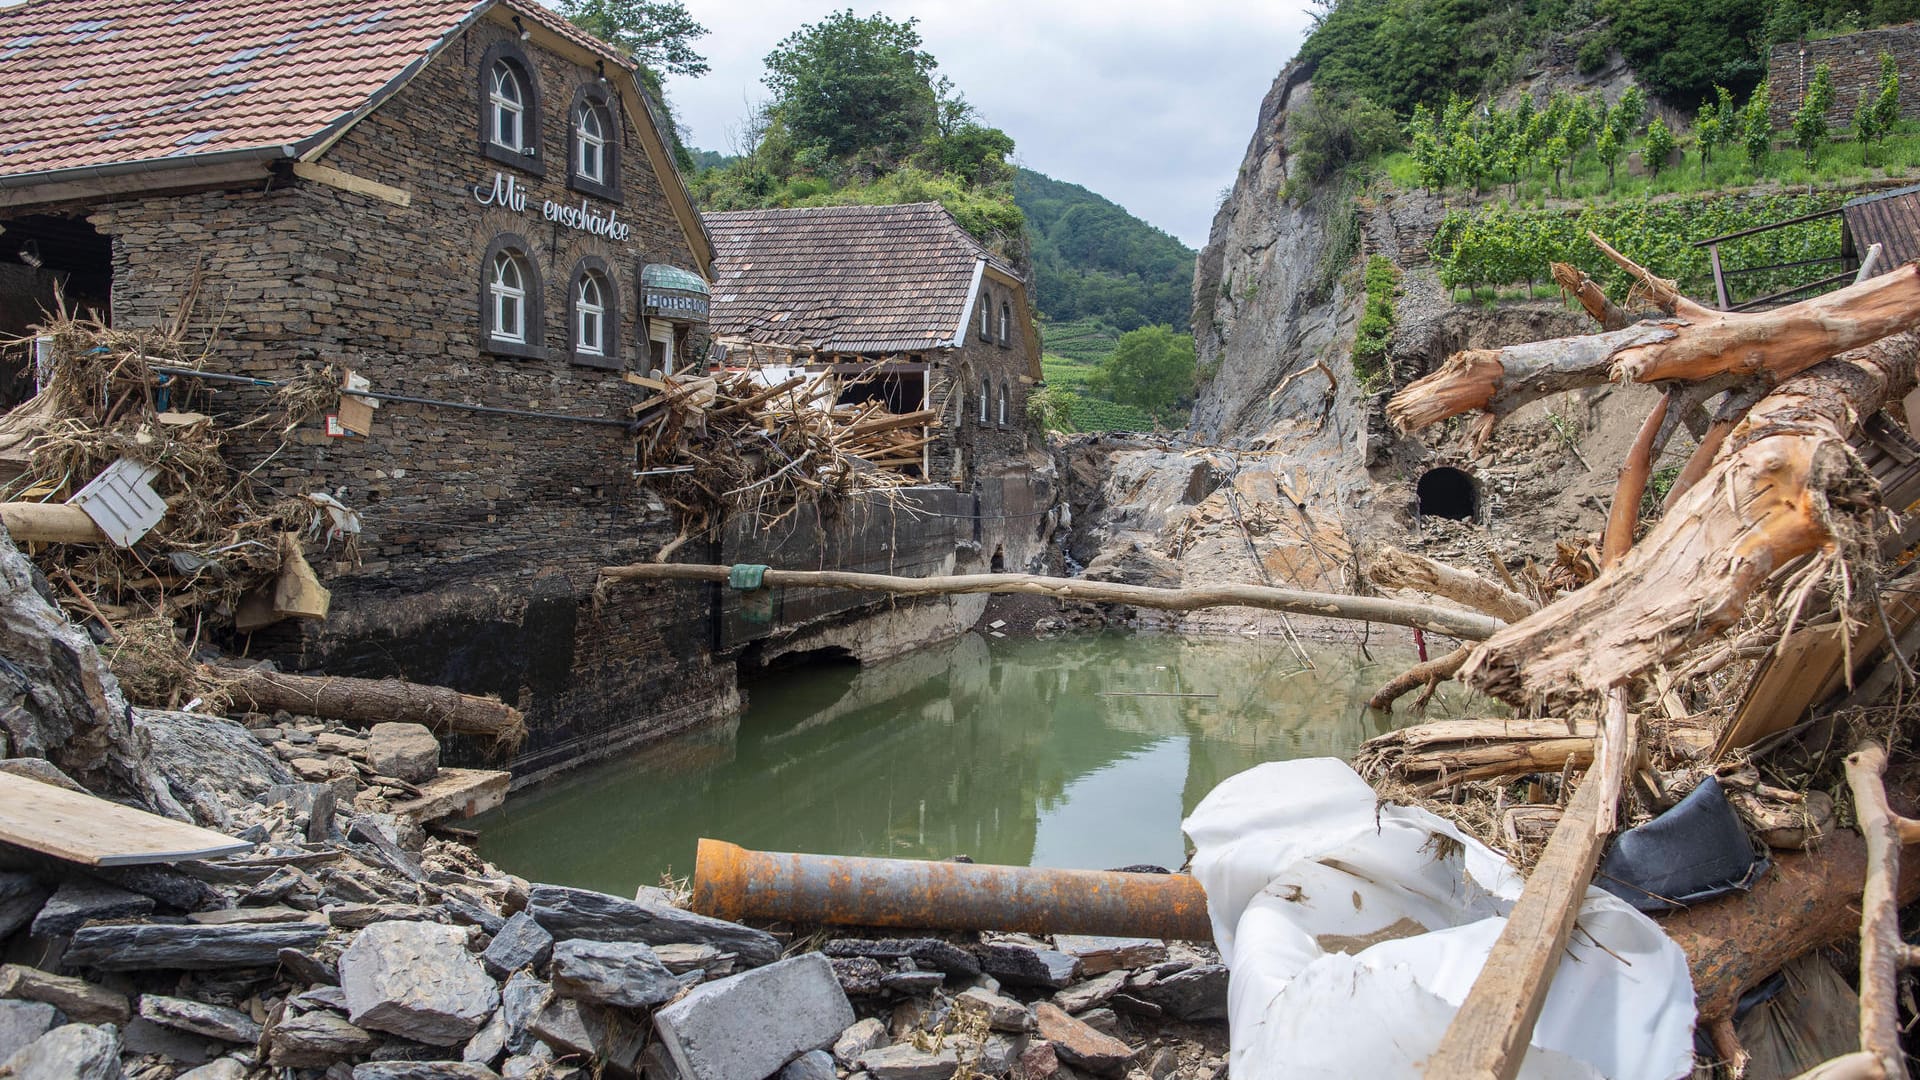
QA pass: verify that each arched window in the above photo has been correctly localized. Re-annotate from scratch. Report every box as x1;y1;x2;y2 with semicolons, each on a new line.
489;63;524;152
567;85;620;199
567;257;620;369
480;233;544;359
997;382;1008;426
980;293;991;341
979;376;991;423
478;43;544;174
999;302;1011;346
490;252;527;343
575;105;605;182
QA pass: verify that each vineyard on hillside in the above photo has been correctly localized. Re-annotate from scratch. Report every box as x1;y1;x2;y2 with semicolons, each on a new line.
1430;192;1848;304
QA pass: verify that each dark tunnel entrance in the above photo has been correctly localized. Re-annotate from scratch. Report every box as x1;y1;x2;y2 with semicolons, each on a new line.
1417;467;1478;521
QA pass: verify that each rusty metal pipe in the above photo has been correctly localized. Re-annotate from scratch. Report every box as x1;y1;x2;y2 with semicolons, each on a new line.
691;838;1215;941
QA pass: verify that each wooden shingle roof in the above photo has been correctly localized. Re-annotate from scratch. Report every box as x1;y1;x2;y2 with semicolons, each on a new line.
706;203;1022;354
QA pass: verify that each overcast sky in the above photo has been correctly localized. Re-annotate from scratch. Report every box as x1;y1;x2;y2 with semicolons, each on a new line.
664;2;1317;249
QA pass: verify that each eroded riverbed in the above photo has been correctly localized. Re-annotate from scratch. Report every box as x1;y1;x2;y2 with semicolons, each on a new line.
473;632;1465;894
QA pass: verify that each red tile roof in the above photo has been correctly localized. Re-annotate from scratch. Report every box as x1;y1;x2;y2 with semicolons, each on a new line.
0;0;626;178
706;203;1022;354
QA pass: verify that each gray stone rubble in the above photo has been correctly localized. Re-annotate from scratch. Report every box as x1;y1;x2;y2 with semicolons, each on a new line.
0;642;1229;1080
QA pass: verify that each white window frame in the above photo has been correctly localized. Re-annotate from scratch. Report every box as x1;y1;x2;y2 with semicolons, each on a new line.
649;318;676;376
489;62;525;152
575;104;606;183
979;377;990;423
1000;303;1010;342
980;295;990;340
998;384;1007;426
489;252;527;344
575;272;606;356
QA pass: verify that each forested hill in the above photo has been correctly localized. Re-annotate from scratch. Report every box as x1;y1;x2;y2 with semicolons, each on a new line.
1015;168;1195;332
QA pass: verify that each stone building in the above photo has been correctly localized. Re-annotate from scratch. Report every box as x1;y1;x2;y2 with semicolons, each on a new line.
0;0;733;780
702;204;1059;662
1767;22;1920;129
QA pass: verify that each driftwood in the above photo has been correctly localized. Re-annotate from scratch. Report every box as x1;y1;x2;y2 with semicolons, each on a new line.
1388;261;1920;435
1660;828;1920;1027
1362;546;1536;622
1356;716;1592;794
1830;743;1914;1080
595;563;1507;640
1550;261;1631;331
1461;333;1920;702
221;669;525;753
1366;645;1469;710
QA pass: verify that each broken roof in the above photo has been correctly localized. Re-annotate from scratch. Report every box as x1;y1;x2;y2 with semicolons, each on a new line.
706;203;1026;355
1845;183;1920;270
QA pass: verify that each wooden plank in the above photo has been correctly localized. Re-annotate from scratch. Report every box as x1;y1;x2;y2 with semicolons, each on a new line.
1424;774;1609;1080
1718;589;1920;757
291;162;412;207
0;772;251;867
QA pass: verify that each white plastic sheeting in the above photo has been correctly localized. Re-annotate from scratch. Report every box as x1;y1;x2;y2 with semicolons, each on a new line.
1184;759;1696;1079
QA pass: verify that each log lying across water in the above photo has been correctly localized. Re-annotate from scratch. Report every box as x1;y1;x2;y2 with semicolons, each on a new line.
595;563;1505;641
221;668;526;752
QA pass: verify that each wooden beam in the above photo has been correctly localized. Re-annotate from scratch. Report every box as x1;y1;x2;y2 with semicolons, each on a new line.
597;563;1506;640
1424;774;1608;1080
0;503;107;545
291;162;412;207
0;772;251;866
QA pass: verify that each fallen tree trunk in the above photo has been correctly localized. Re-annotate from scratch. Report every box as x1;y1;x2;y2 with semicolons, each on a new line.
1462;332;1919;701
596;563;1505;640
1388;263;1920;434
220;669;525;753
1660;828;1920;1025
1363;547;1536;622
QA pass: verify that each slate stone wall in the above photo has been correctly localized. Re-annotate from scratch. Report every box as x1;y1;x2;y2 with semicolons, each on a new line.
1768;24;1920;130
78;17;734;779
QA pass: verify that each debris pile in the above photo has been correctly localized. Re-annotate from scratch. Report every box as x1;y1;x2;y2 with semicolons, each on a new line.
629;369;932;536
0;306;352;709
1347;243;1920;1075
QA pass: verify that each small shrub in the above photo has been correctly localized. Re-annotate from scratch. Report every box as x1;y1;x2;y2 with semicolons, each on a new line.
1353;254;1401;382
1576;36;1611;75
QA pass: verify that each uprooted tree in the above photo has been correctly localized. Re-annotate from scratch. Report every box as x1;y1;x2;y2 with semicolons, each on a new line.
1370;240;1920;1080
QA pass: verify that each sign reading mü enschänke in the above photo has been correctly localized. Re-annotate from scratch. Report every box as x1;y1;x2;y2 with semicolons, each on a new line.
472;171;633;242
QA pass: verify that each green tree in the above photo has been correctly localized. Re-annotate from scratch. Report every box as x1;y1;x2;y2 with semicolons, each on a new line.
1694;101;1724;178
1600;0;1768;103
1099;326;1197;422
1742;80;1773;171
1596;122;1622;188
558;0;710;75
1611;85;1647;141
762;10;939;162
1644;114;1678;176
1290;89;1400;184
1856;53;1901;165
1792;62;1836;165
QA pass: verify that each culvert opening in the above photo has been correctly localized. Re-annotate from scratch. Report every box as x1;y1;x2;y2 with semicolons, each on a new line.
1417;467;1479;521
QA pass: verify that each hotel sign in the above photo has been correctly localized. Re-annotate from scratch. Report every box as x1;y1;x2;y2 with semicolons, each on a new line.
472;171;633;242
644;290;709;321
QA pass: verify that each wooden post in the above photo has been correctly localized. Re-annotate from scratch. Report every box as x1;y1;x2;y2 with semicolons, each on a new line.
1423;775;1609;1080
1709;243;1731;310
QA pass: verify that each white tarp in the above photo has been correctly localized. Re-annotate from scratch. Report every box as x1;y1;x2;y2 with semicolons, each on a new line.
1183;759;1696;1079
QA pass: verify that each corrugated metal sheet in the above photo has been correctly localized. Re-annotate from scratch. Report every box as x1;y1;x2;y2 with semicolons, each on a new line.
1844;183;1920;268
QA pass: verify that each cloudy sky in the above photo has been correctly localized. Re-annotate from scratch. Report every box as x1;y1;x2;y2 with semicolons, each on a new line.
664;2;1317;249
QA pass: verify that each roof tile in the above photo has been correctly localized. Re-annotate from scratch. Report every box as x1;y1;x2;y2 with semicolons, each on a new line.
706;203;1020;355
0;0;629;178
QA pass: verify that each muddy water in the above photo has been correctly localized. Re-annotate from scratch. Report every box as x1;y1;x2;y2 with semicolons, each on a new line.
472;632;1466;895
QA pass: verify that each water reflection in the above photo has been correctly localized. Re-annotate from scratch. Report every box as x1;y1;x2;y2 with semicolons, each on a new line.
473;632;1462;895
